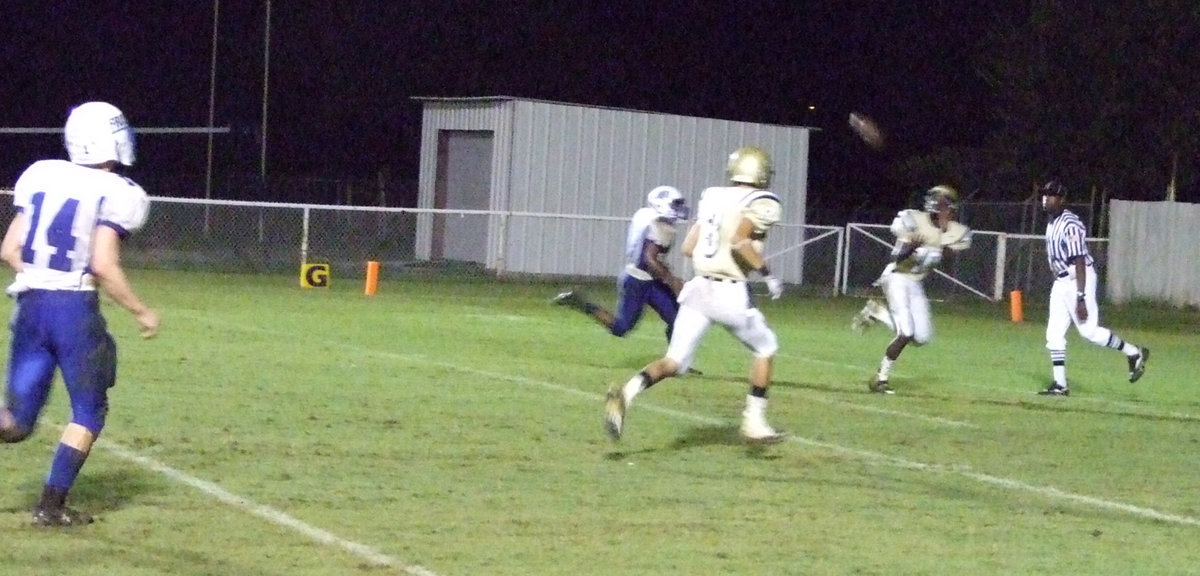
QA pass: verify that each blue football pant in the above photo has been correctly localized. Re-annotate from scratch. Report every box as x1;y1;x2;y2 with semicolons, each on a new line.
610;275;679;341
6;290;116;437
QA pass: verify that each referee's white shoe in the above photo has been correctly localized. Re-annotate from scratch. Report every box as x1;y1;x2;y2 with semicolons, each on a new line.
1038;382;1070;396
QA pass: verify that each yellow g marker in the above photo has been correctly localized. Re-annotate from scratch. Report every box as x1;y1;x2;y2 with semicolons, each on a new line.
301;263;330;288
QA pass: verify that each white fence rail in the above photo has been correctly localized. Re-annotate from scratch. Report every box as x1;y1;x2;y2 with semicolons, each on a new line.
0;192;1115;300
840;223;1109;302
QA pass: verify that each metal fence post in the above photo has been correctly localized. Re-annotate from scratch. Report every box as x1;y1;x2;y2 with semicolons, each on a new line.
993;233;1007;301
496;212;508;277
833;227;844;297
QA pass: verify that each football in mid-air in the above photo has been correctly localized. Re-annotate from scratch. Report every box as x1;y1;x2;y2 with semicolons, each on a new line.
848;112;885;150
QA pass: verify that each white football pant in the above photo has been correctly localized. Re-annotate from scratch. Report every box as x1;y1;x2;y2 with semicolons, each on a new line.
666;277;779;370
1046;266;1111;349
884;273;932;344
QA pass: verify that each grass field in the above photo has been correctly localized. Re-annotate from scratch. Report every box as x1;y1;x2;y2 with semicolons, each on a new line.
1;269;1198;576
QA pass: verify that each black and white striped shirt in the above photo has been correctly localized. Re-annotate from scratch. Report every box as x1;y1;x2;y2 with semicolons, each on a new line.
1045;209;1093;276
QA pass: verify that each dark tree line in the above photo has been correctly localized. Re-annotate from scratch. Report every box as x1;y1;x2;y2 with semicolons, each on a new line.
897;0;1199;203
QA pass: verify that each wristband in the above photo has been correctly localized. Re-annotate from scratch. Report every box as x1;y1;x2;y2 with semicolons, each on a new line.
1076;291;1085;301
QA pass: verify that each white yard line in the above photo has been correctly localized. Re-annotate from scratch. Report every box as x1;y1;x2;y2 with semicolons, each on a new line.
771;347;1200;423
94;438;443;576
168;309;1200;543
953;380;1200;422
800;395;978;428
440;362;1200;528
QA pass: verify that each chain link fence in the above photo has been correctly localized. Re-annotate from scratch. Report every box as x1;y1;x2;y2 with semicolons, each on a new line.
0;193;844;292
960;200;1099;236
0;189;1108;300
131;172;416;206
842;224;1108;302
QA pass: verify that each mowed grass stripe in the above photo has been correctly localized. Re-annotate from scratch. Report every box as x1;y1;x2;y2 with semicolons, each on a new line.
498;307;1198;426
174;308;1200;530
91;434;444;576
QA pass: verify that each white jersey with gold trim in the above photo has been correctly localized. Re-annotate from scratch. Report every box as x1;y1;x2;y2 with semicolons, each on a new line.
888;209;971;280
691;185;781;281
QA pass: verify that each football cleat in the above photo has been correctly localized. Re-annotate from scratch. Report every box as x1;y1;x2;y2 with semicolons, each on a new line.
1128;347;1149;383
869;379;895;395
1038;383;1070;396
739;421;788;444
552;290;585;311
32;506;93;527
604;388;626;441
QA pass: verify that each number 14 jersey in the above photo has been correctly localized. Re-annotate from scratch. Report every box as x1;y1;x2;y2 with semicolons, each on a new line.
13;159;150;291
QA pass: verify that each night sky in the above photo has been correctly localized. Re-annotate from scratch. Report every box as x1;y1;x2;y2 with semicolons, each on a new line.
1;1;1024;218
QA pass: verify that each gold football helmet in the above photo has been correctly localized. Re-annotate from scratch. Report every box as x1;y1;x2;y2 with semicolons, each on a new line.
726;146;773;188
924;184;959;212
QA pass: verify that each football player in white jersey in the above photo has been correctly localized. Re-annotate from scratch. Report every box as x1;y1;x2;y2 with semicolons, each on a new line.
0;102;159;526
852;185;971;394
604;147;787;443
553;185;688;344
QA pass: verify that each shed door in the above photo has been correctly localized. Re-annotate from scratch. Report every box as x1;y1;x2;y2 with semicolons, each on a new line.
433;130;493;263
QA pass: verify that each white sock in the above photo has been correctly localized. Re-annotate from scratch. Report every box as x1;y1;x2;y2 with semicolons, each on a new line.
622;374;645;406
1121;343;1139;356
1053;365;1067;387
744;394;767;419
877;357;894;381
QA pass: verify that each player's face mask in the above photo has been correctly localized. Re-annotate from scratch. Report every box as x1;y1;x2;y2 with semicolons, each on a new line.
647;186;689;222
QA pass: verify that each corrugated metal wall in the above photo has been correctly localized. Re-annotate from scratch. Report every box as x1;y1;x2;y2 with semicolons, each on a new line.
415;97;811;279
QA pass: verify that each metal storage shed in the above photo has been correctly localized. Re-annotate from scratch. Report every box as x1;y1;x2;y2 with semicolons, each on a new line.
412;96;812;281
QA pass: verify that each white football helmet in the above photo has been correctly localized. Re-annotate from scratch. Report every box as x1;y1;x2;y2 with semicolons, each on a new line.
924;184;959;212
64;101;136;166
726;146;773;188
646;185;689;222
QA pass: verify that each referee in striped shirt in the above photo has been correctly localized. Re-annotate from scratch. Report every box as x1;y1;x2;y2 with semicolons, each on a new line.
1039;180;1149;396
